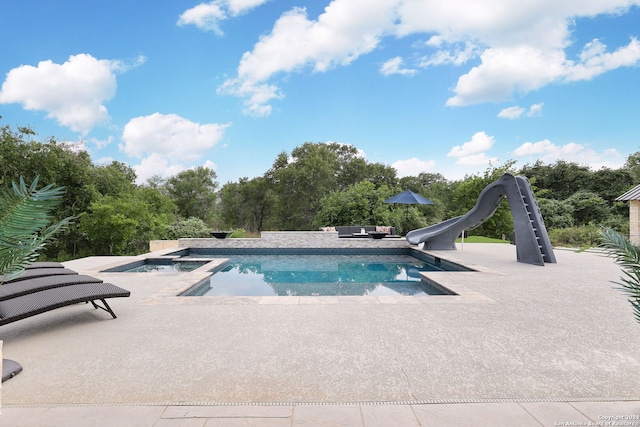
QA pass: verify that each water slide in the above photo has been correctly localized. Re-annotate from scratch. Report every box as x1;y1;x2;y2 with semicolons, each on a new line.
406;173;556;266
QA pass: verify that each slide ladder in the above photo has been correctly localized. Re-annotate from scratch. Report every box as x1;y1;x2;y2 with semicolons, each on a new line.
406;173;556;266
514;176;556;264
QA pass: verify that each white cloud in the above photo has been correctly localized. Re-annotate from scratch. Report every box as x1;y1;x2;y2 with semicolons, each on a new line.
219;2;397;115
498;103;543;119
447;131;498;168
0;54;135;134
88;135;114;149
177;0;271;35
419;39;482;67
133;153;186;185
513;139;624;170
380;57;417;76
564;37;640;81
202;159;218;172
498;105;526;119
527;102;543;117
454;152;499;166
121;113;229;161
448;131;495;158
219;0;640;114
391;157;436;177
177;3;226;35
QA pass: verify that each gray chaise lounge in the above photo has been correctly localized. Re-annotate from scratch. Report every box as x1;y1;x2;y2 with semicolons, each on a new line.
0;266;130;326
0;282;130;326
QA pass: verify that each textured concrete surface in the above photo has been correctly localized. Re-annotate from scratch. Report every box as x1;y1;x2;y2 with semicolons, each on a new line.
1;242;640;413
2;400;638;426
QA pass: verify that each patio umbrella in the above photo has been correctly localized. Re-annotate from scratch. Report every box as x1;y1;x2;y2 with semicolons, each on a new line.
384;190;434;232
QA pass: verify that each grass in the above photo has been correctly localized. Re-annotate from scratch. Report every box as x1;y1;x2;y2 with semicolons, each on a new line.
455;236;510;244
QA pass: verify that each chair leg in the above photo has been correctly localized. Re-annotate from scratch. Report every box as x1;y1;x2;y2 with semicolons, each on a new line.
90;299;118;319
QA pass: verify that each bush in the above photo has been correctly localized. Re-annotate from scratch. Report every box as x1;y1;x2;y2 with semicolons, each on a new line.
548;224;601;248
165;218;210;239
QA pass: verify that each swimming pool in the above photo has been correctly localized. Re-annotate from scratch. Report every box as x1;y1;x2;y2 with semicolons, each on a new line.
176;249;468;297
103;259;208;273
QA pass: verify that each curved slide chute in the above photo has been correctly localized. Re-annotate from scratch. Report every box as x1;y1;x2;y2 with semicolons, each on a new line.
406;173;556;266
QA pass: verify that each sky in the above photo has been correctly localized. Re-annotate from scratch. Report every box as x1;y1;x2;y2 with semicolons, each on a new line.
1;0;640;185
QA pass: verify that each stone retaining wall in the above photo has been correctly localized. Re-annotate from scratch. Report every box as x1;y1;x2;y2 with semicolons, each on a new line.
178;231;410;249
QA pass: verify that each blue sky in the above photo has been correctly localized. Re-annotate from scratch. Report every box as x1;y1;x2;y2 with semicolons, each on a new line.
1;0;640;185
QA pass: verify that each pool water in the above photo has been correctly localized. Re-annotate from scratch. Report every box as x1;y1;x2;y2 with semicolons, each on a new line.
183;254;456;297
114;260;207;273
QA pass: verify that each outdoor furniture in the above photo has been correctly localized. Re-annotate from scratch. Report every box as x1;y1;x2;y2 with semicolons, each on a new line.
330;226;400;238
0;267;78;283
0;282;130;326
25;262;65;269
0;274;104;301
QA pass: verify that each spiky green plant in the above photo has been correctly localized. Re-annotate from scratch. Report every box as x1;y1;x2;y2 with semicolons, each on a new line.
599;227;640;323
0;177;73;283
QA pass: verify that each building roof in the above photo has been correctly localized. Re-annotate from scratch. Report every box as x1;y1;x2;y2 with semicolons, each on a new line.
616;184;640;201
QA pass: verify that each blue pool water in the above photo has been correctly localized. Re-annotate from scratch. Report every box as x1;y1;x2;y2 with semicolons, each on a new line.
182;254;459;297
104;259;208;273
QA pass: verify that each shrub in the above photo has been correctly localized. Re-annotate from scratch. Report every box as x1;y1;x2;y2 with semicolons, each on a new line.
165;218;210;239
548;224;601;248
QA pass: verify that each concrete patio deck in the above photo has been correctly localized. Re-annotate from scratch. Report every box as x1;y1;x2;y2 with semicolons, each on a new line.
1;241;639;425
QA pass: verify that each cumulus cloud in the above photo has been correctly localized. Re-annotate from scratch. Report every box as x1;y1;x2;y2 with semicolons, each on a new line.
448;131;495;158
218;0;640;115
391;157;436;177
527;102;543;117
447;131;499;167
380;57;417;76
219;2;397;116
513;139;624;170
177;0;271;35
498;103;543;119
498;105;526;119
0;54;143;134
121;113;229;161
133;153;186;184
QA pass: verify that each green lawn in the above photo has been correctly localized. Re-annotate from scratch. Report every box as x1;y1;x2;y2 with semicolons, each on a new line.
454;236;510;244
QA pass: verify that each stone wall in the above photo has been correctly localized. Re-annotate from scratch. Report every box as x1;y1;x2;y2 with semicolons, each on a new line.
178;231;409;249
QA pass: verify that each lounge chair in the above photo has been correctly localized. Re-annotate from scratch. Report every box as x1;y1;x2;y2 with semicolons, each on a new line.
25;262;65;269
0;282;130;326
0;274;104;301
0;267;78;283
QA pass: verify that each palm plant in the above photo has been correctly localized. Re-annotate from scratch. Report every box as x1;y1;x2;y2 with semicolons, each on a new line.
0;177;73;283
599;227;640;323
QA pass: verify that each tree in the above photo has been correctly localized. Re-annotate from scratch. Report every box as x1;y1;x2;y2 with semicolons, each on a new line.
313;181;397;229
266;142;395;230
566;191;609;226
448;163;516;239
518;160;592;200
536;198;574;229
80;194;168;255
166;166;218;222
219;177;273;232
0;177;72;281
89;161;137;197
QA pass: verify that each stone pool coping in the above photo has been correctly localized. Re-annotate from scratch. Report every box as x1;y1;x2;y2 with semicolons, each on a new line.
89;238;498;306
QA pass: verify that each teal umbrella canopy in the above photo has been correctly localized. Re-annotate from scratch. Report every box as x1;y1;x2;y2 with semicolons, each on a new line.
385;190;434;205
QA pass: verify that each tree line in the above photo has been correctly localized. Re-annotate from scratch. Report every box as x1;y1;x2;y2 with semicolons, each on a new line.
1;121;638;258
